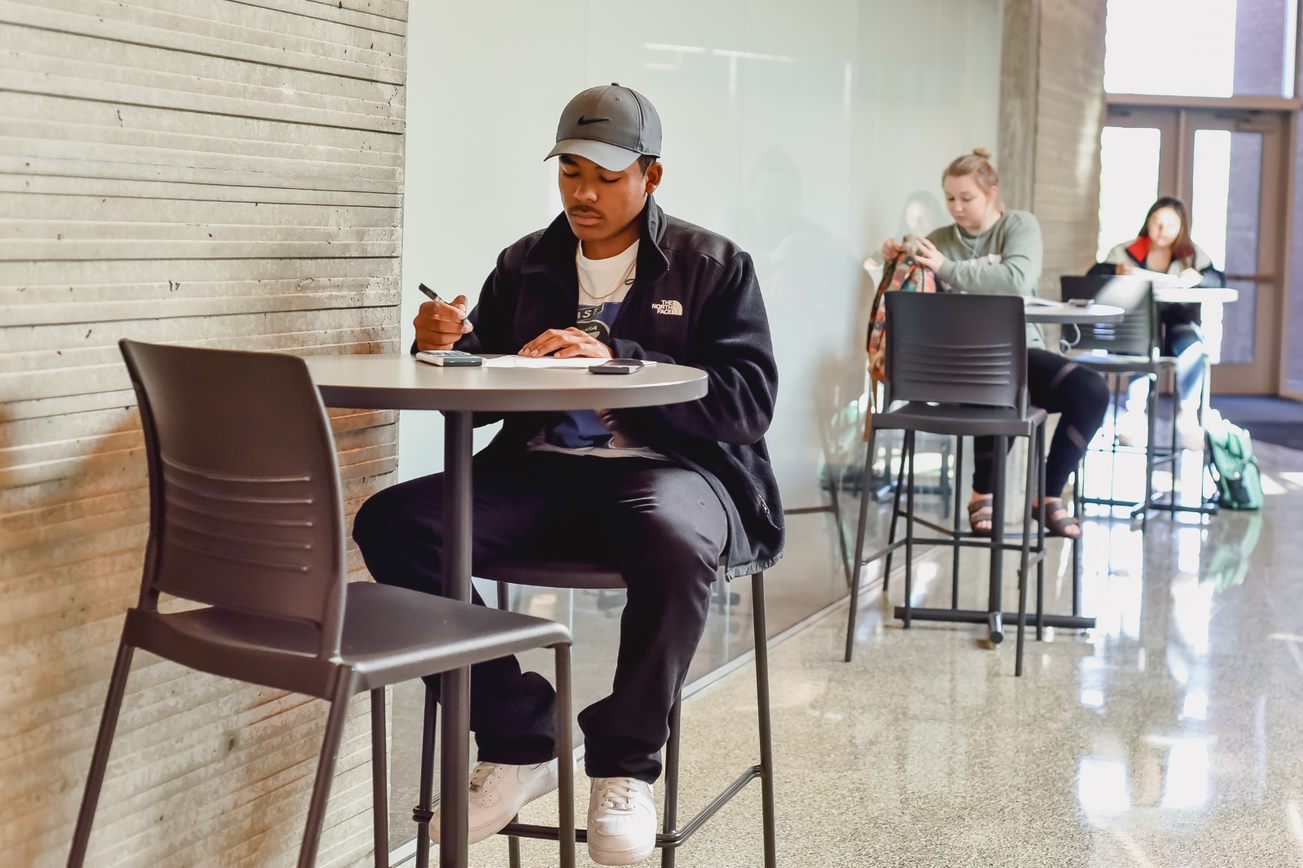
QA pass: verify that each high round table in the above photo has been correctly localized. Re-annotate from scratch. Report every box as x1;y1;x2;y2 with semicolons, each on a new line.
304;353;708;868
1022;299;1125;325
1154;285;1239;304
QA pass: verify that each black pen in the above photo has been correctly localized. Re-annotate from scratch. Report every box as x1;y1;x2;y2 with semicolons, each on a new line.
417;283;445;304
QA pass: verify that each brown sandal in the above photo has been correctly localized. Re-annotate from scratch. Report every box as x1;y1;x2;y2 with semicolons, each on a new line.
1034;499;1081;539
967;495;993;537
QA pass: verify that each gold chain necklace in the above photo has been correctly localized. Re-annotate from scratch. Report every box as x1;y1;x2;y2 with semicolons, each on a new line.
576;243;637;301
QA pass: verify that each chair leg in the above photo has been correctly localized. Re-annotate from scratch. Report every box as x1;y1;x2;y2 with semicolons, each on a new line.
1015;432;1035;677
507;824;521;868
1142;374;1157;530
844;440;875;662
1170;366;1180;506
951;436;964;609
415;684;438;868
298;677;354;868
1036;425;1047;641
751;572;777;868
554;644;575;868
497;581;510;611
902;432;917;629
67;641;135;868
1071;458;1082;617
881;439;908;594
939;436;953;520
371;688;389;868
660;695;683;868
988;437;1008;644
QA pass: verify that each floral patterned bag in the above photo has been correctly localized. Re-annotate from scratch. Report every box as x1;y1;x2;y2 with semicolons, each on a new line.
865;252;937;435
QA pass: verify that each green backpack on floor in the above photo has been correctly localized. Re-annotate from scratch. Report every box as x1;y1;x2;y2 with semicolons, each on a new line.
1205;418;1263;510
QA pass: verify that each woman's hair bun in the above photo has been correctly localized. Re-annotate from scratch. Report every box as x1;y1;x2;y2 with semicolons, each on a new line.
972;147;992;159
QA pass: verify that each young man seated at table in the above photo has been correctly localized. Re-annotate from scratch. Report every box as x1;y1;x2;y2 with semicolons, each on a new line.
351;83;781;866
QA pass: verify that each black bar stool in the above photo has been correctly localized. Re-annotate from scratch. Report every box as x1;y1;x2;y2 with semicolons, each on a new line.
843;293;1048;676
411;560;777;868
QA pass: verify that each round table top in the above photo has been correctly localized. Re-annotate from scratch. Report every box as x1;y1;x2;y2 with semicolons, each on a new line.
1023;300;1125;325
1154;285;1239;304
304;353;708;412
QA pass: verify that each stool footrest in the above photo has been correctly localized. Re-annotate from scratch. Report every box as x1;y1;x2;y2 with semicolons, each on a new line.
498;765;762;850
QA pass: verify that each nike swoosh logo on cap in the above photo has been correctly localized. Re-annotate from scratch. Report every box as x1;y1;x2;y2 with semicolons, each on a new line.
576;116;609;125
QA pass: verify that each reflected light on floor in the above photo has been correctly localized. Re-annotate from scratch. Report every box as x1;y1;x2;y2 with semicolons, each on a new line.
1078;757;1132;813
1288;801;1303;860
1159;738;1211;810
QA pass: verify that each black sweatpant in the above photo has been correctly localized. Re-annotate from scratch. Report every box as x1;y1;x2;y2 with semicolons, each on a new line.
351;451;727;784
972;348;1110;497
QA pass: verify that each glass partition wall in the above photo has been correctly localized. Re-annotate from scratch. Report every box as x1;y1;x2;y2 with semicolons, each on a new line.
387;0;1003;858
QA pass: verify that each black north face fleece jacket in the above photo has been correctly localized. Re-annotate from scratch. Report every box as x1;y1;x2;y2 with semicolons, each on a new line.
445;197;783;578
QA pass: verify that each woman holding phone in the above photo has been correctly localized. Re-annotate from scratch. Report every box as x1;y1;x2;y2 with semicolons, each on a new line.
880;148;1109;539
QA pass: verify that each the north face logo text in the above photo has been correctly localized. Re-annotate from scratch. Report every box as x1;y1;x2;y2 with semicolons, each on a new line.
651;300;684;316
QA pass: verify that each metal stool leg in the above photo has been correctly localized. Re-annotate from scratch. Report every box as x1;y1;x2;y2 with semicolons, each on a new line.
298;679;353;868
415;684;438;868
951;436;964;609
988;436;1008;644
554;644;575;868
752;572;777;868
1142;374;1157;530
902;432;917;628
881;439;908;594
660;695;683;868
1015;430;1036;677
371;688;389;868
1036;424;1047;641
68;642;136;867
844;441;874;662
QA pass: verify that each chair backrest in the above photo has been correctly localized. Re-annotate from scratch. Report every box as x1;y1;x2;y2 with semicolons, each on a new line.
884;292;1027;412
1060;275;1157;357
119;340;347;657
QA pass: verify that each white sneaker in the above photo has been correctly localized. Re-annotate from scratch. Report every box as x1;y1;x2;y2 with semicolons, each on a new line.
433;759;559;845
587;777;658;865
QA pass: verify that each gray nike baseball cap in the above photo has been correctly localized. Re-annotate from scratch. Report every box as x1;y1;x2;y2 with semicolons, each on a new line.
544;83;662;171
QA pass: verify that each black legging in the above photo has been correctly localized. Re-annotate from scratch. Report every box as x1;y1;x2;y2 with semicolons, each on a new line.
972;348;1110;497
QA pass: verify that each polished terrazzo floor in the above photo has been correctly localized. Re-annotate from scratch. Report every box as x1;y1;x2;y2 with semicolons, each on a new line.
393;438;1303;867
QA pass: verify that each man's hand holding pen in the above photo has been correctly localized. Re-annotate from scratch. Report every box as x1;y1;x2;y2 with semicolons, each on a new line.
414;283;473;351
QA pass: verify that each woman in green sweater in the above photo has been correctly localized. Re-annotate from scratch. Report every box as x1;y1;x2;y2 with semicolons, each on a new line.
880;149;1108;538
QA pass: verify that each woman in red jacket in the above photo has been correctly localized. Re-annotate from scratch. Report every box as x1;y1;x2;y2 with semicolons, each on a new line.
1090;196;1224;448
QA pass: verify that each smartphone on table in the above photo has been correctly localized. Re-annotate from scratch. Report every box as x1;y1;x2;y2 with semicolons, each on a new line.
590;359;645;375
416;350;482;367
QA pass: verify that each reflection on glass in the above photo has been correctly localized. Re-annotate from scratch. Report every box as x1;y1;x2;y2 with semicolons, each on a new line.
1105;0;1297;98
1160;738;1211;810
1097;126;1162;261
1078;757;1132;812
1192;131;1231;267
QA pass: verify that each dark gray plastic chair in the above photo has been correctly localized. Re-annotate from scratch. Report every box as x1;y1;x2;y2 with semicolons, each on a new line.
843;292;1047;676
1060;275;1185;527
408;561;775;868
68;340;575;868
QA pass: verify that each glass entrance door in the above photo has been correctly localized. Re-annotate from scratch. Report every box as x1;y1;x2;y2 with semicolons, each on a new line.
1099;106;1287;394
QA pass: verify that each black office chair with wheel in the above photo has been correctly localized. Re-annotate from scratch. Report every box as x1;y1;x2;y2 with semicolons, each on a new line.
68;341;576;868
843;292;1048;676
